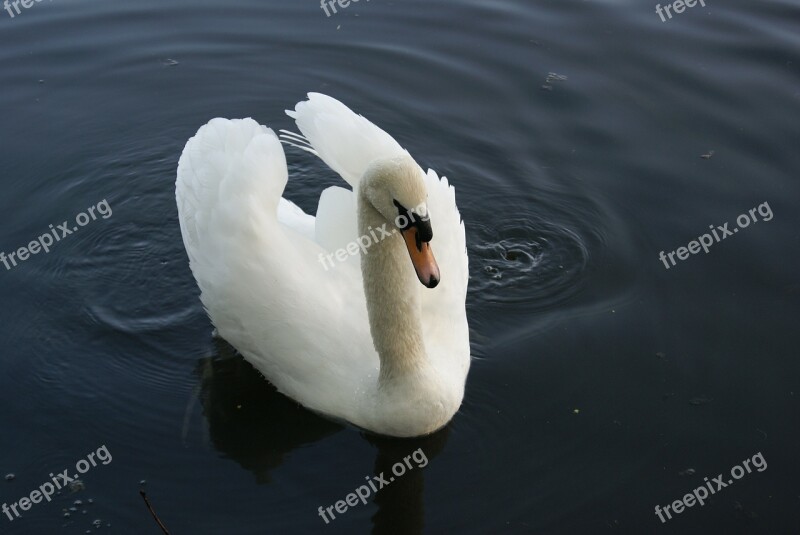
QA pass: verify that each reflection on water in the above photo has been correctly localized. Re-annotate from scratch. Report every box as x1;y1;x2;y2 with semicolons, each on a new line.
365;428;449;535
195;338;450;534
194;338;342;483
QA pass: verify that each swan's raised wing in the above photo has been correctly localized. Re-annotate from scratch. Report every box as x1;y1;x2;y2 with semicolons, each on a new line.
286;93;410;189
177;118;288;279
177;118;376;422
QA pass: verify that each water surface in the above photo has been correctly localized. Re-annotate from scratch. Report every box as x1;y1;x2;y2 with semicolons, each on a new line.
0;0;798;533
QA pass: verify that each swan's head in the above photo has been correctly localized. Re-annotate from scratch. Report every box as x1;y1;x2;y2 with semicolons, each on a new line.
362;155;440;289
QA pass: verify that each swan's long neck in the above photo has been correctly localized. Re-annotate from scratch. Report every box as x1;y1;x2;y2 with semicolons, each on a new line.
357;189;427;384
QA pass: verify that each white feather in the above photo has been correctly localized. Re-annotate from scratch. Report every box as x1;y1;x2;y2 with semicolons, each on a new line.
176;95;470;437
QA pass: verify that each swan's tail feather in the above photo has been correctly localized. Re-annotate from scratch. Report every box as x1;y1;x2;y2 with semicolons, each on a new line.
285;93;409;188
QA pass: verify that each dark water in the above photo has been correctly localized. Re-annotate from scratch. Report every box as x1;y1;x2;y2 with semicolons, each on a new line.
1;0;798;533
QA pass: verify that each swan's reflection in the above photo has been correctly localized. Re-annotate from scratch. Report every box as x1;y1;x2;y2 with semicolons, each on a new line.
195;338;450;534
194;338;341;482
365;430;449;535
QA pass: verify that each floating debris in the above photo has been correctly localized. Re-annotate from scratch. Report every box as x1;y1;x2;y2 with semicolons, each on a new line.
679;468;696;476
4;473;14;481
700;150;714;159
733;500;759;520
139;479;147;486
162;58;179;67
483;265;502;280
689;397;712;406
542;72;567;91
92;519;103;529
69;479;85;492
572;408;580;415
74;499;83;506
656;352;666;359
140;491;169;534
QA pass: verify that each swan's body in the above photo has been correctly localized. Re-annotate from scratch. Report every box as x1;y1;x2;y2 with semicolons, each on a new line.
176;93;470;437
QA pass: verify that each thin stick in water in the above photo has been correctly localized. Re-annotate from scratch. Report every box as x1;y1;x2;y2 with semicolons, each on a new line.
139;490;171;535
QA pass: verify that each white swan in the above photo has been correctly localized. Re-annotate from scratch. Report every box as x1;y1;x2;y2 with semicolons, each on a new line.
176;93;470;437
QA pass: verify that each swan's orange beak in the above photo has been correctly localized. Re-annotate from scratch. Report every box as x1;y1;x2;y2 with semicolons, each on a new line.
401;226;440;288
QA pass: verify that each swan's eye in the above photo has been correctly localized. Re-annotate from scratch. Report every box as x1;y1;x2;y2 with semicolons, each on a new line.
393;200;410;227
392;200;433;242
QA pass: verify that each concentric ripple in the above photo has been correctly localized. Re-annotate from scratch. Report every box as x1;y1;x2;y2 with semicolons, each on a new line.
468;216;590;307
